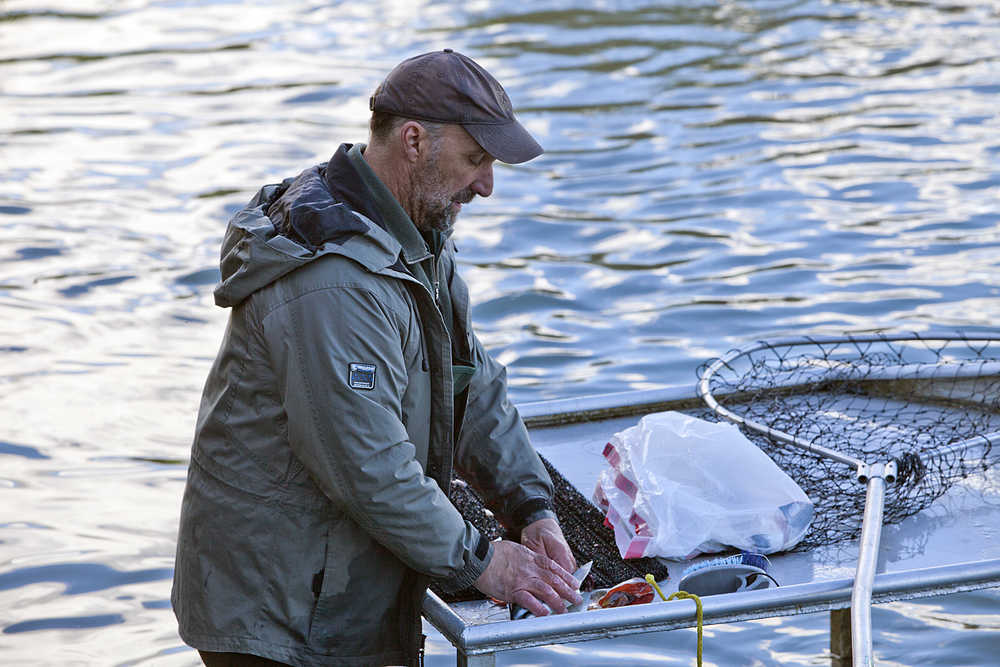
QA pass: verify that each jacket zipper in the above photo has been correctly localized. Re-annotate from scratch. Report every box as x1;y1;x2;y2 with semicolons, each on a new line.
432;259;440;303
427;232;444;302
429;235;441;304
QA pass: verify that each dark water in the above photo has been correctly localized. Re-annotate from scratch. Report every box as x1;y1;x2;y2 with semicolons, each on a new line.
2;1;999;664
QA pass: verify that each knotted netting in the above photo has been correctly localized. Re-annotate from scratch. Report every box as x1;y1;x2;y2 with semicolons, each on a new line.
697;333;1000;550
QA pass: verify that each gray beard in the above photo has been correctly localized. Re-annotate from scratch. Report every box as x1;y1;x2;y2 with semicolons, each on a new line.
406;156;472;234
411;191;458;234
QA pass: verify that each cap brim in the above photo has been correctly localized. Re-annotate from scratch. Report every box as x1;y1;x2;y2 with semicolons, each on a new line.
464;120;543;164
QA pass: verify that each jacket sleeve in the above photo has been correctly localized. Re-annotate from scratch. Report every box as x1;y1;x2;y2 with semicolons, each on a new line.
453;327;557;536
259;279;491;589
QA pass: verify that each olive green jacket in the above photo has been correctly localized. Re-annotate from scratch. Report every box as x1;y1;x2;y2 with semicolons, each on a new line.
171;147;554;666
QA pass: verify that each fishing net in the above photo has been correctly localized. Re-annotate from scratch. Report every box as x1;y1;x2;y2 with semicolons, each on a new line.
697;333;1000;550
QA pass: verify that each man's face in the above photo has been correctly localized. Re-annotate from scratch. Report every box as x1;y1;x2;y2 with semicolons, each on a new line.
409;124;495;233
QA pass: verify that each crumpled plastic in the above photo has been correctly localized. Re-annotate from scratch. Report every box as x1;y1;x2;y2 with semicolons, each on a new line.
593;411;813;560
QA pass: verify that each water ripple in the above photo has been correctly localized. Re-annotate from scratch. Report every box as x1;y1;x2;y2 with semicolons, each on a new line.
2;0;999;663
0;563;172;596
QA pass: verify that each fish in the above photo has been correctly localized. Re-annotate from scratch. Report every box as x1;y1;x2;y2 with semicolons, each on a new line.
510;560;593;620
593;577;655;608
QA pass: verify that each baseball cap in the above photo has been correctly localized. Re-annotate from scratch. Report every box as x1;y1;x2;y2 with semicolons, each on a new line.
369;49;543;164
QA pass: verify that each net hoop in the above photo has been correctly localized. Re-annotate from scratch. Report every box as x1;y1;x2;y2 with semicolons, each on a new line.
697;332;1000;471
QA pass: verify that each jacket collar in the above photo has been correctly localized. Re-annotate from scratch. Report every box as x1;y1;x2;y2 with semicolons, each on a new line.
213;152;415;308
342;143;432;265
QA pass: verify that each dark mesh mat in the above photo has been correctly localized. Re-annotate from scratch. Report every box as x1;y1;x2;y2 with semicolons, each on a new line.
432;454;670;603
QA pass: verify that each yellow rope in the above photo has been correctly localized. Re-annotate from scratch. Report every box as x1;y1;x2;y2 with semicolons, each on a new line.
668;590;704;667
646;574;703;666
645;573;668;601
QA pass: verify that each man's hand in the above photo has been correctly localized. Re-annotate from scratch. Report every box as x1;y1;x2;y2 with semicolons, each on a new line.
474;540;583;617
520;517;576;574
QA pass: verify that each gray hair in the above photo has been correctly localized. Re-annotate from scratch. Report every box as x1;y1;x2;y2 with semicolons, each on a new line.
369;112;446;153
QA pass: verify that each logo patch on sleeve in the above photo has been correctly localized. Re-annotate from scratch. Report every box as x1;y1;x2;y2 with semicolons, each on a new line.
348;362;377;390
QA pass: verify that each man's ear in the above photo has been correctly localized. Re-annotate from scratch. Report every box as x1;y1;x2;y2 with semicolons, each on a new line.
398;121;426;164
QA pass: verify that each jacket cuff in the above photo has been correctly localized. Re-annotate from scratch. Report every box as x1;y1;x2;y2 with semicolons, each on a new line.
434;524;494;594
518;508;557;532
510;496;555;535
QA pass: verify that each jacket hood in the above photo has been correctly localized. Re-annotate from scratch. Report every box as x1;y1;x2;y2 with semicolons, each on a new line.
214;148;403;308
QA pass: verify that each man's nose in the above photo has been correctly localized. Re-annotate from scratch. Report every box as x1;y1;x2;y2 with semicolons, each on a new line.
471;162;494;198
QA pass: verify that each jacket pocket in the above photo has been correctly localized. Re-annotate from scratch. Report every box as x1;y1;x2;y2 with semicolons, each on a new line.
306;516;408;654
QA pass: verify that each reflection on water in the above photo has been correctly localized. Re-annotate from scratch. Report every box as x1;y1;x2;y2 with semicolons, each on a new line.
2;0;999;664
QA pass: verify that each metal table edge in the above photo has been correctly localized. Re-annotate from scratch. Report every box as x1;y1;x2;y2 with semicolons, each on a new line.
422;558;1000;654
517;385;697;426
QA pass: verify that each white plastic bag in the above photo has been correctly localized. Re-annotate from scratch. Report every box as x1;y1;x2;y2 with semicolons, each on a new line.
593;411;813;560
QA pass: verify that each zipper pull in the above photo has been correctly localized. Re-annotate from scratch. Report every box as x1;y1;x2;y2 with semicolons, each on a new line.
433;280;440;302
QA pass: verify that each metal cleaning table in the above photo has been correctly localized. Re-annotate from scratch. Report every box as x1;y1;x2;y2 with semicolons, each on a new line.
422;387;1000;666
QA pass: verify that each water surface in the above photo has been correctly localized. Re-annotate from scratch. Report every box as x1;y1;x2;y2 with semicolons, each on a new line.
2;0;999;664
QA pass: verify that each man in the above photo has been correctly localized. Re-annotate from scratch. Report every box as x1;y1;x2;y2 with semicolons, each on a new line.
172;50;582;667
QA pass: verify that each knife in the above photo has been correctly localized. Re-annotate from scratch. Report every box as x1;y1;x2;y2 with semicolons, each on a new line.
510;560;593;620
565;560;594;613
